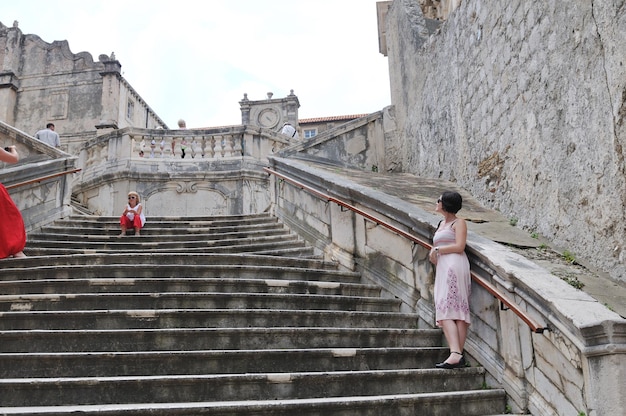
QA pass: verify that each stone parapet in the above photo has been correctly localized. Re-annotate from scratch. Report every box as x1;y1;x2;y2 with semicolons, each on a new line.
0;120;76;232
268;156;625;416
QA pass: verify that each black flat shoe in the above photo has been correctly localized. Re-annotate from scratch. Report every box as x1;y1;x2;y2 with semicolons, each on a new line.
435;356;466;369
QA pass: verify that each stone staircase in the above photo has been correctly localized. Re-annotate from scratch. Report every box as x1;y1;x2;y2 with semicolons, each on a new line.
0;213;507;415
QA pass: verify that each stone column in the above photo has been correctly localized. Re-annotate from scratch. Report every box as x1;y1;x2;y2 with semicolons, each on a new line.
96;56;122;135
0;23;23;127
239;93;251;125
284;90;300;128
0;71;18;126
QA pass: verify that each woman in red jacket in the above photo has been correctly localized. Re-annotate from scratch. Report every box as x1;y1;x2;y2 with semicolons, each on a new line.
0;145;27;259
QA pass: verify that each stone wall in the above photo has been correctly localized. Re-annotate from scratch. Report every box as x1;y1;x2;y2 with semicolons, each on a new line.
385;0;626;283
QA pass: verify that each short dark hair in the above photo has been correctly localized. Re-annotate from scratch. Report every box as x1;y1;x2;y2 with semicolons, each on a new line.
46;123;55;129
441;191;462;214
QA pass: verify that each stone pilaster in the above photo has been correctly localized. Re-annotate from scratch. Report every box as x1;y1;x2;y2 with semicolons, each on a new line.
0;71;18;126
96;57;122;134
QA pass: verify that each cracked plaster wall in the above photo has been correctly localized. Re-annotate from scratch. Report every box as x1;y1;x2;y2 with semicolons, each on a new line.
386;0;626;283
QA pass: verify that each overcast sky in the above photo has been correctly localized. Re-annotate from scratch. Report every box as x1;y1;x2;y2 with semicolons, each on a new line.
0;0;391;129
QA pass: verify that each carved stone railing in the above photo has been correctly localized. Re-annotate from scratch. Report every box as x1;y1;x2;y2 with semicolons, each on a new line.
130;131;243;160
74;126;293;217
83;126;292;163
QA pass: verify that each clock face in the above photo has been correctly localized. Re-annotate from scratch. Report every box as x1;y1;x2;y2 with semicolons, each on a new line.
257;108;280;128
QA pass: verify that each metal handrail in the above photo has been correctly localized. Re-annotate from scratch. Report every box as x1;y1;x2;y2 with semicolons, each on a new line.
4;168;81;190
265;167;549;334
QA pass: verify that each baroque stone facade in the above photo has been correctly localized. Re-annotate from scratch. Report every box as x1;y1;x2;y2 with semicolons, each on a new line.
383;0;626;284
0;20;167;155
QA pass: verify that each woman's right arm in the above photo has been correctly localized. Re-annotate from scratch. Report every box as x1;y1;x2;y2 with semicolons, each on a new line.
0;146;19;164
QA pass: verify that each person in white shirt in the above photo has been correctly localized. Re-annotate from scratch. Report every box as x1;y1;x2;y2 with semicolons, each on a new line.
35;123;60;148
280;122;299;140
118;191;146;237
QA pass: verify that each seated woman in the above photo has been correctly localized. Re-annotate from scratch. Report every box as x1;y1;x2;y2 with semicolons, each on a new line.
119;191;146;237
0;145;27;258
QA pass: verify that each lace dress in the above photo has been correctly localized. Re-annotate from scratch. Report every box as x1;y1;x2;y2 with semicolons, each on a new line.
433;220;471;326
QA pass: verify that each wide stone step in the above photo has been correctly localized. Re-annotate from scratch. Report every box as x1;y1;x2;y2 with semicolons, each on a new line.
0;327;441;352
0;390;507;416
0;252;341;270
23;244;318;258
28;228;297;240
0;292;401;312
0;309;416;330
26;232;300;249
0;263;362;283
46;214;282;224
0;367;490;407
1;306;406;328
0;347;447;377
0;277;380;297
28;233;304;250
30;225;291;239
24;238;312;257
52;214;281;229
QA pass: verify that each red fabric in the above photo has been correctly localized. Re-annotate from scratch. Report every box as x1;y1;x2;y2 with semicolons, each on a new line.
120;214;143;229
0;184;26;258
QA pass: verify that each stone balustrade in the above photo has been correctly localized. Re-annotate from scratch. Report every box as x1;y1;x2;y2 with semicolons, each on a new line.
131;132;243;160
88;126;291;162
73;126;292;217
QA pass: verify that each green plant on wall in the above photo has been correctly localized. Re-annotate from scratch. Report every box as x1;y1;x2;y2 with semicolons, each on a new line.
562;250;576;263
561;276;585;289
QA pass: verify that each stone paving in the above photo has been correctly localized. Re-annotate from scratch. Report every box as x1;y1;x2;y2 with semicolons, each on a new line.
313;165;626;319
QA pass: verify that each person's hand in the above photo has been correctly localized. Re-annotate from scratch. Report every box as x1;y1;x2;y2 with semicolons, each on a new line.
429;248;438;265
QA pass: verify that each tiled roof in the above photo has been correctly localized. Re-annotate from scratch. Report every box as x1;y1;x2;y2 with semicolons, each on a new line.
298;114;368;124
193;114;368;130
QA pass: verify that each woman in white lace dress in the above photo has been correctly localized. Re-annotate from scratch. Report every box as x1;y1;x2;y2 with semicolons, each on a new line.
429;191;471;369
